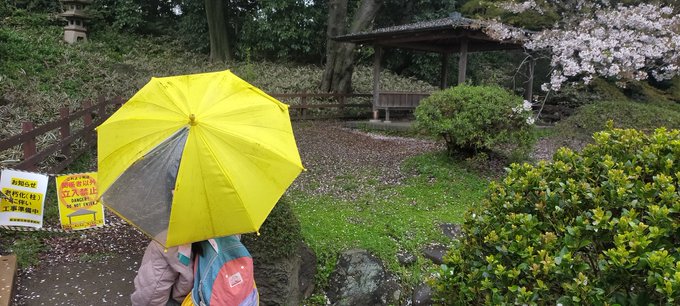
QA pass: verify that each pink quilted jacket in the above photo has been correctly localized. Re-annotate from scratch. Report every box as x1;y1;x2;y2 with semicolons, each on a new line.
131;232;194;306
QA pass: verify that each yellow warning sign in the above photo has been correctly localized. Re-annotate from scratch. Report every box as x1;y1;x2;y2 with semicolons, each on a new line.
56;172;104;230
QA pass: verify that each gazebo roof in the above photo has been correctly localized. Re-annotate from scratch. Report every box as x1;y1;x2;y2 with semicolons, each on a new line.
334;13;529;53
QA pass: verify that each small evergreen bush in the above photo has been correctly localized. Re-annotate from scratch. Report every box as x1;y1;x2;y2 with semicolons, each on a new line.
414;85;534;156
241;196;302;261
433;123;680;305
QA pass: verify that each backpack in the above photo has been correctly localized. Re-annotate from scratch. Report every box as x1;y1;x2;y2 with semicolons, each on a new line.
190;236;258;306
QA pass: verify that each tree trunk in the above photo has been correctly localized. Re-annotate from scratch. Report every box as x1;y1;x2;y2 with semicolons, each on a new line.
321;0;381;93
205;0;231;62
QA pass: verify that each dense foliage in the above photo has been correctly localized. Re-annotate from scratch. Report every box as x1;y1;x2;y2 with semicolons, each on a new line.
566;100;680;132
434;124;680;305
241;197;302;261
414;85;534;155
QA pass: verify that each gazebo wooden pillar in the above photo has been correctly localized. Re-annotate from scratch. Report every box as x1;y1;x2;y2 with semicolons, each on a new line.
440;53;449;89
458;37;469;85
371;46;383;122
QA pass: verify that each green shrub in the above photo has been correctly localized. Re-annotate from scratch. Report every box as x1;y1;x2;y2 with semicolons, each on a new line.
414;84;534;155
241;196;302;261
554;100;680;144
433;123;680;305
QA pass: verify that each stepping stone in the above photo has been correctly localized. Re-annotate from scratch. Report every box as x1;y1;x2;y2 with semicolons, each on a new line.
422;243;449;265
396;251;416;266
440;223;462;240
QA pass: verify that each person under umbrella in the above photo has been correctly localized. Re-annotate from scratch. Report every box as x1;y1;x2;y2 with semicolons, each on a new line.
97;70;303;306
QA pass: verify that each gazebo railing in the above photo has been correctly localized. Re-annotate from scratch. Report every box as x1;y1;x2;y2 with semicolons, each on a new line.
272;93;372;120
375;91;431;122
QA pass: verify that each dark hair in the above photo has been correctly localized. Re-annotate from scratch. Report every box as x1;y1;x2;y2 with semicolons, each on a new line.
191;241;203;256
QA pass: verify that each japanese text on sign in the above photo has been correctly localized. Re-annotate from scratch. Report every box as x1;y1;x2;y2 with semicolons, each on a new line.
0;169;48;228
56;172;104;230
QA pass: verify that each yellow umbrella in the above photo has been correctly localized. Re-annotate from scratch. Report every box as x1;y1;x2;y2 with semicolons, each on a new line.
96;70;304;247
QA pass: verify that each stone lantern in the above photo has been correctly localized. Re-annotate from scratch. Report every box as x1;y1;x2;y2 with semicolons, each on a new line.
59;0;92;43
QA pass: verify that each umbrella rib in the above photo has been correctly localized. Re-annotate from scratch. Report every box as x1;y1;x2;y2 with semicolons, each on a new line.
99;124;185;161
203;124;302;168
98;126;187;197
159;77;193;114
195;144;221;237
201;86;250;115
200;127;301;234
129;98;187;117
196;130;260;233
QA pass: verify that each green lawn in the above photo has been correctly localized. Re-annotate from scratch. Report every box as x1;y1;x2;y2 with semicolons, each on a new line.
289;151;489;289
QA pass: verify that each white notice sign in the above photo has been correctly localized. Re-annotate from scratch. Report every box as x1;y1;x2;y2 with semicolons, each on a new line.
0;169;49;228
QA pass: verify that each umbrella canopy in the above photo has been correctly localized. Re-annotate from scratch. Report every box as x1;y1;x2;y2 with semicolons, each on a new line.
97;70;304;247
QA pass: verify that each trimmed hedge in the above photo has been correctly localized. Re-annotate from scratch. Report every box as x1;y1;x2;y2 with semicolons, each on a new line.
434;123;680;305
414;85;533;155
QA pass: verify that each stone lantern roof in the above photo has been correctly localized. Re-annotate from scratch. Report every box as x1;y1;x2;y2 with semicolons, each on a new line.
59;0;92;18
59;10;89;19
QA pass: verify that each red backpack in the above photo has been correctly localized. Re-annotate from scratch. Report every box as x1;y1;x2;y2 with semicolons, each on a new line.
189;236;258;306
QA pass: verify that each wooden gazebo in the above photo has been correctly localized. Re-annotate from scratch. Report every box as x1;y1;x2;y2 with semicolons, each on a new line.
334;12;533;122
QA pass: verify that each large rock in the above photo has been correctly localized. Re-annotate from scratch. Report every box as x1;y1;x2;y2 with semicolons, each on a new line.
297;242;317;299
327;249;401;306
252;242;317;306
412;283;433;306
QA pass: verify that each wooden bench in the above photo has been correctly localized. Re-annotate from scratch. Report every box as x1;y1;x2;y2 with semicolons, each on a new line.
376;92;430;122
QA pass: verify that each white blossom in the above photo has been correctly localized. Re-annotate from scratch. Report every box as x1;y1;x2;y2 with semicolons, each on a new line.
485;3;680;91
499;1;542;14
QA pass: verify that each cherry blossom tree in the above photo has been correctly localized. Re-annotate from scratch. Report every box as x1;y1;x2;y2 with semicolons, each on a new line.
484;1;680;91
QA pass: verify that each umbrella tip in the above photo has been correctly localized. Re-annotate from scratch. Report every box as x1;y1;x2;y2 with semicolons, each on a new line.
189;114;197;126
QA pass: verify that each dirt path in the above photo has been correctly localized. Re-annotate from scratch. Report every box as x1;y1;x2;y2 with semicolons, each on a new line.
12;219;148;305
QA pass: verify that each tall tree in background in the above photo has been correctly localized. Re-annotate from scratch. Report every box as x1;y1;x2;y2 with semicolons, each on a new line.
321;0;382;93
204;0;231;62
238;0;326;63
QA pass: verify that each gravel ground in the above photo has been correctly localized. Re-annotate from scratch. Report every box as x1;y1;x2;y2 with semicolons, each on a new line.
290;121;443;200
8;120;564;305
529;134;589;162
